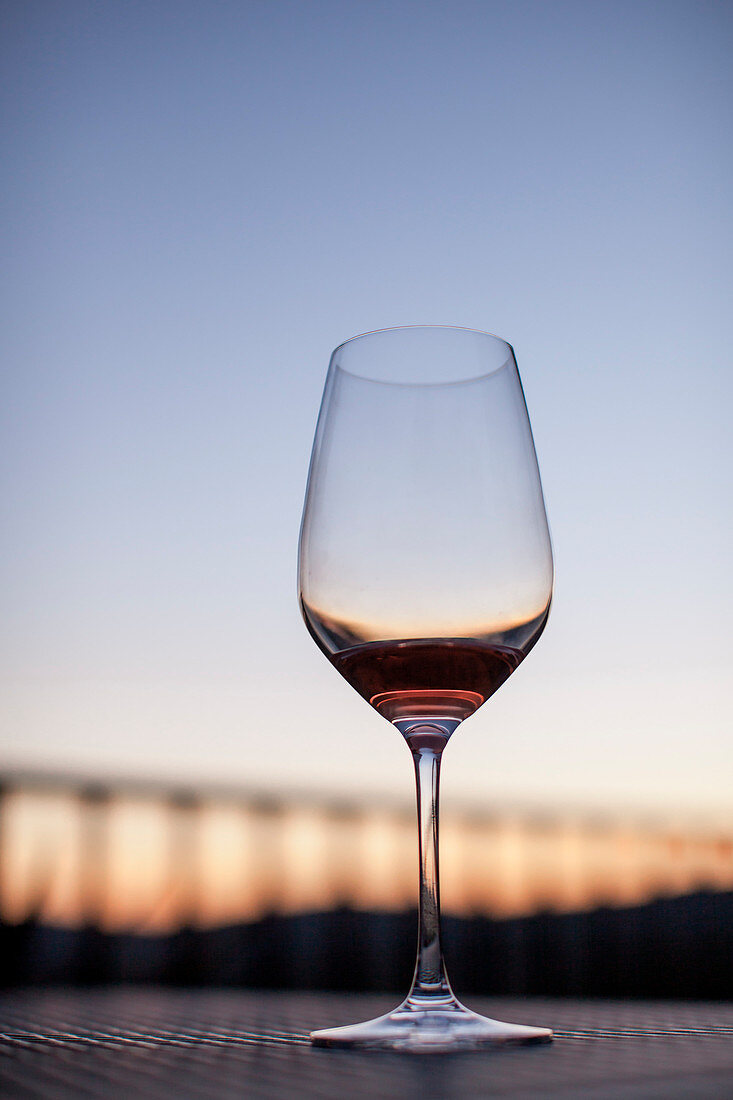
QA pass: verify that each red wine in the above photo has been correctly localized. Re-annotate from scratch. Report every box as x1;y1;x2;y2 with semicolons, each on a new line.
331;639;523;725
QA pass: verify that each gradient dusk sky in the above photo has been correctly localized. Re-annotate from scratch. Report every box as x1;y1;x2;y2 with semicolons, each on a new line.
2;1;731;818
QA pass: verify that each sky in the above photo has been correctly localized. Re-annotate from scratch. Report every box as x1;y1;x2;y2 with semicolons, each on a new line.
2;0;732;820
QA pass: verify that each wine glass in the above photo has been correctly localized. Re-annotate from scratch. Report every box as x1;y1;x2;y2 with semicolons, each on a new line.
298;326;554;1050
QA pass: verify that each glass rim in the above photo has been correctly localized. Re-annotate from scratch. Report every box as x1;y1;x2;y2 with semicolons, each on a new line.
329;325;515;387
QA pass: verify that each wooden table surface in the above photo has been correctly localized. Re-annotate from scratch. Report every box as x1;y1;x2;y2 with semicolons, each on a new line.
2;988;733;1099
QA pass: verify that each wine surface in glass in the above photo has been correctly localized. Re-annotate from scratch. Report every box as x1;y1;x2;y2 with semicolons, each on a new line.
331;639;523;725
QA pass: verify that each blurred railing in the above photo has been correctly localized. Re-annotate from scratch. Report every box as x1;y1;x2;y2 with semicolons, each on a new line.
2;770;732;935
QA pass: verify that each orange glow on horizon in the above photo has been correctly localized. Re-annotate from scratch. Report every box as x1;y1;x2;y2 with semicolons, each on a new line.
1;784;732;935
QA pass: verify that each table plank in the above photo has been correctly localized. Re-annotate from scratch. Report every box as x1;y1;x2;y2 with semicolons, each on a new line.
2;990;733;1099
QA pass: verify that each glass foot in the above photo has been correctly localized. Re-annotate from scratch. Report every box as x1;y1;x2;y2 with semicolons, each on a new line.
311;996;552;1052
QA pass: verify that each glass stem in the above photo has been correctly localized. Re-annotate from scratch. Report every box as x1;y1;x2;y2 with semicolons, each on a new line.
406;732;454;1004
